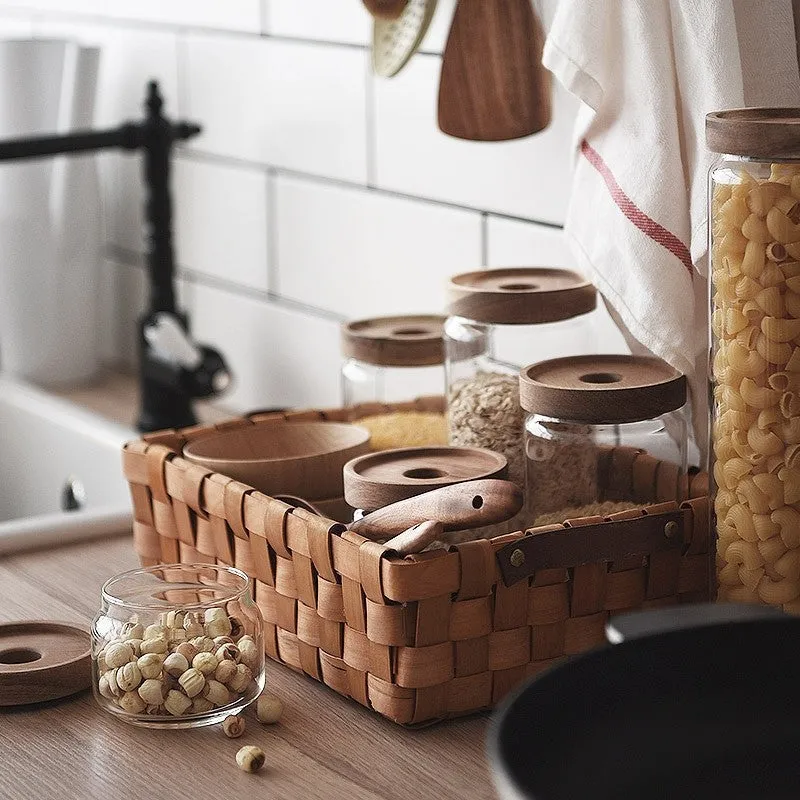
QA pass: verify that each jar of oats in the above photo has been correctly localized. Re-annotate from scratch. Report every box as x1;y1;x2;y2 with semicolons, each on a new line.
444;268;597;485
707;108;800;610
519;355;688;522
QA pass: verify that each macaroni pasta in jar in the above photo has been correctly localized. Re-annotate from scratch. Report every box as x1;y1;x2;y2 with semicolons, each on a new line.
707;108;800;611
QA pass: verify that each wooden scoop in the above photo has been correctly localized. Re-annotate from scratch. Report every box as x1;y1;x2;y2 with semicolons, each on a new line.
348;479;522;540
438;0;551;141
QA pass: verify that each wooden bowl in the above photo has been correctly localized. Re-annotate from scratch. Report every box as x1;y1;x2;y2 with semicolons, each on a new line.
183;421;370;500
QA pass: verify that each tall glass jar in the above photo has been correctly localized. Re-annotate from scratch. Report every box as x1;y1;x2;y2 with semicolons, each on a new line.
707;108;800;611
341;314;448;449
519;355;688;524
444;268;597;486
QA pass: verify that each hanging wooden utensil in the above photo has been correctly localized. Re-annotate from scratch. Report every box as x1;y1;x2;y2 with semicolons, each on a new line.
438;0;551;141
362;0;409;20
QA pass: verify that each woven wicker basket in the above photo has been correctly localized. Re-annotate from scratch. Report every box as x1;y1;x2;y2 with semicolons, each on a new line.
123;397;711;726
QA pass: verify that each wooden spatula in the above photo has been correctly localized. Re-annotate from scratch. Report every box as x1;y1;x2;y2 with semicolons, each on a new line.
438;0;551;141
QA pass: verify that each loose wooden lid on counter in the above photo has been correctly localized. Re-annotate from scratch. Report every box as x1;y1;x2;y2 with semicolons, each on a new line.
706;108;800;158
343;445;508;511
341;315;445;367
446;268;596;325
519;355;687;424
0;621;91;706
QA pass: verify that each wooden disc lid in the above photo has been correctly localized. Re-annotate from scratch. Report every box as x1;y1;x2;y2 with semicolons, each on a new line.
343;445;507;511
519;355;686;424
0;621;91;706
447;268;596;325
706;108;800;158
341;315;445;366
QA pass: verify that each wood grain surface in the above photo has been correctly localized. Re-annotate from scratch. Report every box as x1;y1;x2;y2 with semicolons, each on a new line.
0;536;496;800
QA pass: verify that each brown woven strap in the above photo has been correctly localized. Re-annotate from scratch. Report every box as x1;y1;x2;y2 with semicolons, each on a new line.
497;506;687;586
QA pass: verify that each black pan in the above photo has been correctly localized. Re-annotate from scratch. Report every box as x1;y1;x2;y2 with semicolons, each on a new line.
488;604;800;800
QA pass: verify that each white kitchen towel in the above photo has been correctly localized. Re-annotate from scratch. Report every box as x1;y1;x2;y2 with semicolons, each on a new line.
543;0;800;448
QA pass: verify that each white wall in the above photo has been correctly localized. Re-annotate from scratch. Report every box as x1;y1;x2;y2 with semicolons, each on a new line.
0;0;626;411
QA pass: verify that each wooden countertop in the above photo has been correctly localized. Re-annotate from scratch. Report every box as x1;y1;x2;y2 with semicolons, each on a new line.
1;374;497;800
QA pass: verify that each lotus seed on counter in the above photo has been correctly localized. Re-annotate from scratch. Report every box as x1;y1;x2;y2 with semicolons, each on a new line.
94;608;262;721
223;713;246;738
236;745;265;773
256;692;283;725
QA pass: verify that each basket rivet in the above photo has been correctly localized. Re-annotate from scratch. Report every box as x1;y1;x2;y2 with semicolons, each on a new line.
664;521;679;540
510;548;525;567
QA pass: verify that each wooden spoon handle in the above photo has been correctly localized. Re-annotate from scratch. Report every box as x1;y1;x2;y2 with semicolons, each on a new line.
383;520;444;555
348;479;522;540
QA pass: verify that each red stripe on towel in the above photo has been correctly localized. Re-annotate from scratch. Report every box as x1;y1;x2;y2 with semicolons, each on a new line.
580;139;694;276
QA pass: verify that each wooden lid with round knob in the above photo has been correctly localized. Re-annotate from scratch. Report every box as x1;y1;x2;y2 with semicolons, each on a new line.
446;268;596;325
706;108;800;158
343;445;508;511
341;315;445;367
519;355;686;424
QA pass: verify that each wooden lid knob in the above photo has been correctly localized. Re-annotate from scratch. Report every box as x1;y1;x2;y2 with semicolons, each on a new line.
343;445;508;511
341;315;445;366
446;268;596;324
519;355;686;424
706;108;800;158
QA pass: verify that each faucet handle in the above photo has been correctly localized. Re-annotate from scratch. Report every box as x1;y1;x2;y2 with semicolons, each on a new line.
143;312;202;369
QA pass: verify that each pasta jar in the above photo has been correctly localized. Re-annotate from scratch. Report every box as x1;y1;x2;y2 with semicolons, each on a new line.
444;268;597;485
707;108;800;611
519;355;688;524
341;314;448;449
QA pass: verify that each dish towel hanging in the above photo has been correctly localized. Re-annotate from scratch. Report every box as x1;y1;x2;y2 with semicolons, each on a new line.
543;0;800;448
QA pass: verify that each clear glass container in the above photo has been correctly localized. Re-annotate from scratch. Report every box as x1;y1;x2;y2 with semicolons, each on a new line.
91;563;264;728
520;355;688;523
445;268;598;486
707;108;800;610
341;315;446;407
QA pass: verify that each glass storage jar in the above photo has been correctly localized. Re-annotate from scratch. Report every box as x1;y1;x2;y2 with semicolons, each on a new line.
519;355;688;524
341;314;447;449
707;108;800;610
92;563;264;728
444;267;598;485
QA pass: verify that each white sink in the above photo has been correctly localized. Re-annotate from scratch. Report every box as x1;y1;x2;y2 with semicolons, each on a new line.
0;376;133;554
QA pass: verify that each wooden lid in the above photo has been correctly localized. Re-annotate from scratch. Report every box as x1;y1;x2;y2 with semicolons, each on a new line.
447;268;596;325
0;621;91;706
343;445;508;511
519;355;686;424
706;108;800;158
341;315;445;366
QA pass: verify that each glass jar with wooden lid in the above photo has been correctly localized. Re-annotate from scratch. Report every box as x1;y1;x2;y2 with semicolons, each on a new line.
707;108;800;609
444;268;598;485
341;314;447;449
519;355;688;524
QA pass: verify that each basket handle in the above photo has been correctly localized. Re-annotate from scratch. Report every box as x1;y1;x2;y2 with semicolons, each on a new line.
495;507;688;587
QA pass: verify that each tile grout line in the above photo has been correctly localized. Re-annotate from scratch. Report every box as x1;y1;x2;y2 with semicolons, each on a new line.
266;166;280;294
175;147;565;230
364;51;376;188
481;212;489;266
107;243;345;324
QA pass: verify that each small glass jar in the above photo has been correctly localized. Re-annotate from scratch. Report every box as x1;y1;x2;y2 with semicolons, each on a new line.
445;268;598;485
91;563;264;728
707;108;800;610
519;355;688;523
341;314;448;449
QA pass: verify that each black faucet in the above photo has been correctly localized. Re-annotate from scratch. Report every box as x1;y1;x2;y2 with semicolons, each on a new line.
0;80;231;432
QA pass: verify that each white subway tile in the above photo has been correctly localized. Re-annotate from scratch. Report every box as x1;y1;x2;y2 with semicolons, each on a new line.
274;174;482;318
2;0;261;32
373;53;578;224
174;156;269;292
486;216;570;266
266;0;369;45
191;281;341;412
183;34;368;183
